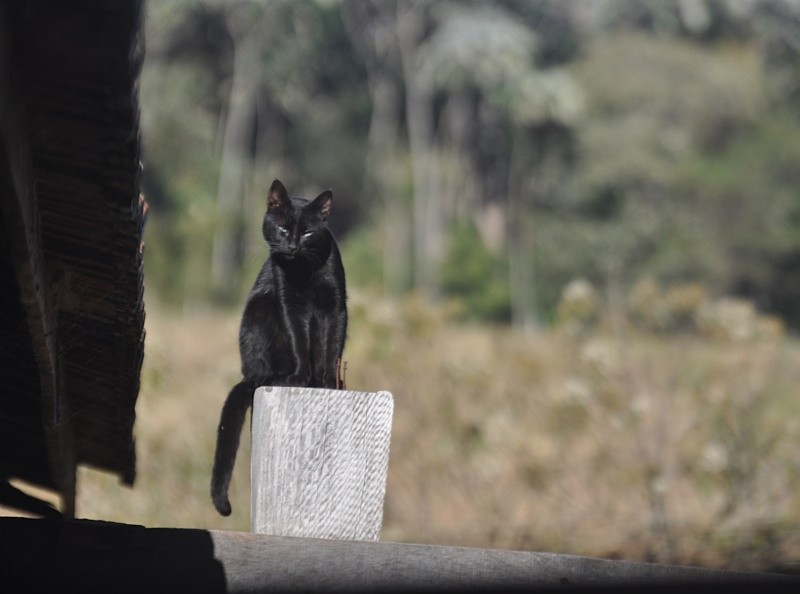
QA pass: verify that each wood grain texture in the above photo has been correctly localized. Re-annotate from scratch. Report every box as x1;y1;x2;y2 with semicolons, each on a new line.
250;386;394;541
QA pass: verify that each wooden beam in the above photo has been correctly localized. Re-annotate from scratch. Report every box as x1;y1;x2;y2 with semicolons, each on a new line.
2;518;797;593
250;387;393;541
0;2;73;515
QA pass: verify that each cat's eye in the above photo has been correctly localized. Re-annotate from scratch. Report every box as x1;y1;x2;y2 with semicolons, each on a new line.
277;227;289;236
302;231;314;239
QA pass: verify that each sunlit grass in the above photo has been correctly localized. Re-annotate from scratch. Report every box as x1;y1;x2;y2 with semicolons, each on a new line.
64;290;800;572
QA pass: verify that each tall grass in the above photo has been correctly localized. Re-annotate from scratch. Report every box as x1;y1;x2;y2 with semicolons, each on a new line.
47;287;800;572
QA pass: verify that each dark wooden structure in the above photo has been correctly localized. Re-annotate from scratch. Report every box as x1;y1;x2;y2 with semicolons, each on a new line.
0;0;146;518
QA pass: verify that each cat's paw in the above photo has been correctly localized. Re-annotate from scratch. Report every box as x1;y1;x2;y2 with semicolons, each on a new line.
284;373;310;387
320;377;339;389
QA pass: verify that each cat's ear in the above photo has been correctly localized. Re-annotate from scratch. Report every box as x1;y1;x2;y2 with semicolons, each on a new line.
311;190;332;221
268;179;290;211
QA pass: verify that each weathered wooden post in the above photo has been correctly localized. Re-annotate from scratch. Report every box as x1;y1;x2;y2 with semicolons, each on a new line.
250;386;394;541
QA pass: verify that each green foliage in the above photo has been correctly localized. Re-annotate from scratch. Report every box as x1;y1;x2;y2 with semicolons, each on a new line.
137;0;800;330
674;108;800;323
140;46;225;307
440;222;511;323
339;225;385;292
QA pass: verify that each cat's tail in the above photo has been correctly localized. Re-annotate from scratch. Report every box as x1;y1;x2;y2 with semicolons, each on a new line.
210;381;254;516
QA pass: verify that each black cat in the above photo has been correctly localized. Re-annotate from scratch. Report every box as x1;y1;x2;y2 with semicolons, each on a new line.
210;179;348;516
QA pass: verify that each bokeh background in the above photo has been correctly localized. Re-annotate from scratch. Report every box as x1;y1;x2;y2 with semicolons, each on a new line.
75;0;800;572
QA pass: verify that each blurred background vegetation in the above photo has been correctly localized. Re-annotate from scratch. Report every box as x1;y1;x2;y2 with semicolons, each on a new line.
141;0;800;329
76;0;800;572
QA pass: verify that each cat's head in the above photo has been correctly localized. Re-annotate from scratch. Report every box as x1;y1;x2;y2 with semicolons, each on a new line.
263;179;332;261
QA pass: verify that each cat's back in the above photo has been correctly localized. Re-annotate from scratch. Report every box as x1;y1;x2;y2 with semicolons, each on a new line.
239;258;283;356
327;232;346;286
249;255;277;297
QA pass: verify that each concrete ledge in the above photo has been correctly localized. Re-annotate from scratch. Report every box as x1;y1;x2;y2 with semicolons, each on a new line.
2;517;798;593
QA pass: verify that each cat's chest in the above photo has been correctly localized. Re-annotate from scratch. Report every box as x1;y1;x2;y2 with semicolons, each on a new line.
280;273;338;309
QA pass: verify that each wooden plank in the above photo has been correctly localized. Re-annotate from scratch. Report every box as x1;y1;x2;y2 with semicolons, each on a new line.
2;518;798;593
250;386;394;541
0;6;73;515
212;531;798;593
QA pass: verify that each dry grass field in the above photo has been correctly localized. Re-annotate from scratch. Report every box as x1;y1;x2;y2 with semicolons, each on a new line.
8;287;800;573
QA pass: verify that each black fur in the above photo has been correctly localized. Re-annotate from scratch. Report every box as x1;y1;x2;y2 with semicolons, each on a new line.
210;179;347;516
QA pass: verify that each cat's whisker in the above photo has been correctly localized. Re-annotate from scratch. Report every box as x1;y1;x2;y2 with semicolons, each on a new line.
243;241;268;265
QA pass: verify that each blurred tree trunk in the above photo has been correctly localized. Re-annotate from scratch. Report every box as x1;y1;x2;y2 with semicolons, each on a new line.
211;17;259;302
442;88;479;224
397;0;442;298
343;1;411;294
370;75;411;294
508;130;540;333
405;83;439;296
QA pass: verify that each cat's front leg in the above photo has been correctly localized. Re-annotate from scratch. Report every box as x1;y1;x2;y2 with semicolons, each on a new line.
311;321;333;389
284;371;311;387
316;309;346;389
284;318;313;387
284;348;312;386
